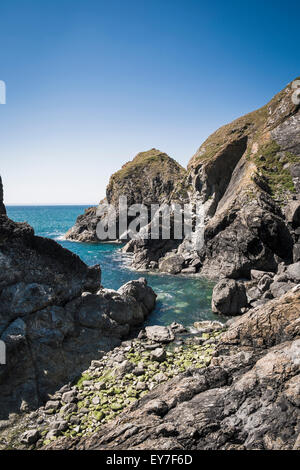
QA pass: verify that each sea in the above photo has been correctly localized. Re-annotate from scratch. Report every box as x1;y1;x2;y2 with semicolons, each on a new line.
6;205;221;327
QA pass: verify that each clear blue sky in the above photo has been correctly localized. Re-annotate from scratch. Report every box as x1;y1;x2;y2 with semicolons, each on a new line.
0;0;299;204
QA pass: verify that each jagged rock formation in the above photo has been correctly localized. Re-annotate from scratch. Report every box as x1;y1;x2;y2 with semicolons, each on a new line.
0;200;156;419
0;176;6;215
65;79;299;280
211;262;300;316
106;148;187;207
127;79;300;277
44;286;300;450
66;149;187;243
65;206;100;243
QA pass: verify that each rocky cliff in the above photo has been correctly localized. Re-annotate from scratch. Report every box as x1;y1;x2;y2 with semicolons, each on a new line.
65;149;187;243
0;190;156;419
120;80;300;277
65;80;299;281
0;176;6;215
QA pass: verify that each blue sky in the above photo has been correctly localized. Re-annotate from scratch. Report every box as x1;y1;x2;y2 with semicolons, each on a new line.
0;0;299;204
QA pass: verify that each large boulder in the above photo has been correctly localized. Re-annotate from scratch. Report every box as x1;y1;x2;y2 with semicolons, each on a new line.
117;278;157;312
158;254;185;274
212;279;248;315
145;325;175;343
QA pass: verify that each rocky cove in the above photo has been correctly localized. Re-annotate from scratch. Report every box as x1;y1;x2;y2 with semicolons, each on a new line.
0;78;299;450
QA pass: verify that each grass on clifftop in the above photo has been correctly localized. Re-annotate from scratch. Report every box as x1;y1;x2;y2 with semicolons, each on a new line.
110;149;186;182
251;141;297;199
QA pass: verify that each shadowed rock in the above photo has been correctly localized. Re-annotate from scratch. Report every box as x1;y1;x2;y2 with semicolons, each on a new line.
0;213;156;419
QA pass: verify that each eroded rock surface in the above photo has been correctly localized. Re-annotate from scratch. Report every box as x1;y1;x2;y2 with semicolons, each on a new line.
43;288;300;450
66;149;188;244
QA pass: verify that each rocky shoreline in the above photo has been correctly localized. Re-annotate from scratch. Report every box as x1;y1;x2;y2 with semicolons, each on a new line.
44;286;300;450
6;285;296;451
0;280;299;450
0;321;224;449
65;80;300;284
0;193;157;419
0;78;299;451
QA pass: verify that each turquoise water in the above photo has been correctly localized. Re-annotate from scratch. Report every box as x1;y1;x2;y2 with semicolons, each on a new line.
6;206;219;327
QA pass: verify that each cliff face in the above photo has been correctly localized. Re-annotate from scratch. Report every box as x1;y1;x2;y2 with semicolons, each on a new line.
0;176;6;215
65;80;299;278
65;149;187;242
106;148;188;207
123;79;300;276
188;80;300;279
0;204;156;418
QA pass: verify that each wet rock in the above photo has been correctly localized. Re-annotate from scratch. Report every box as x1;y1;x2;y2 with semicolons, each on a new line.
118;278;157;313
170;322;187;333
181;267;196;274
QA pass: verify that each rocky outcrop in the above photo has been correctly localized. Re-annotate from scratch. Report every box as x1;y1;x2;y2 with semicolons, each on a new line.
65;206;99;243
0;210;156;419
211;262;300;316
0;176;6;215
66;149;188;243
212;279;247;315
42;286;300;450
119;80;300;277
106;148;188;208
